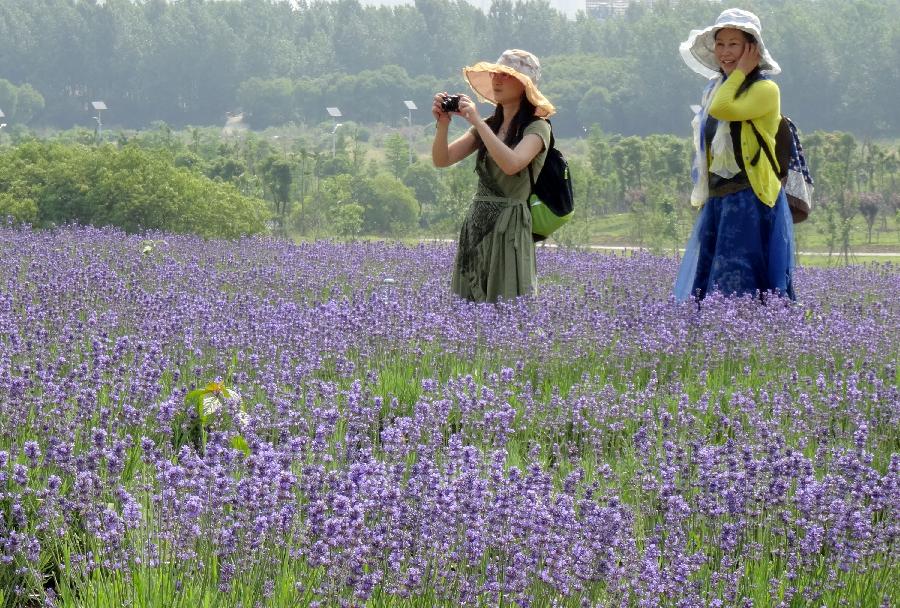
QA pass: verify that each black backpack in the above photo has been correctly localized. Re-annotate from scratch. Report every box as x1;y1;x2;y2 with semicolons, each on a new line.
748;116;815;223
525;119;575;241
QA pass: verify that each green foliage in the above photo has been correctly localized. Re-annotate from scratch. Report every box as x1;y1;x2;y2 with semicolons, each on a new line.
244;65;445;129
173;381;248;458
0;115;897;252
0;80;18;123
0;142;269;238
0;192;37;225
403;161;449;227
0;79;45;126
333;203;365;237
11;84;44;125
292;173;353;237
206;156;248;183
383;133;411;179
426;158;478;235
237;77;295;128
1;0;898;137
542;54;638;136
260;154;294;231
291;170;418;237
355;174;419;237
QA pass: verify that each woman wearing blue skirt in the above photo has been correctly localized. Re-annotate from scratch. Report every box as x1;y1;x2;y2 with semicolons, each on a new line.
674;8;795;302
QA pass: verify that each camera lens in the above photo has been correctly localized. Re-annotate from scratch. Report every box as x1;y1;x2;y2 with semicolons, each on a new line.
440;95;460;113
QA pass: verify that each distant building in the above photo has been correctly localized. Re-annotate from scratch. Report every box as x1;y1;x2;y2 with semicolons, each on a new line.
585;0;630;20
222;112;247;137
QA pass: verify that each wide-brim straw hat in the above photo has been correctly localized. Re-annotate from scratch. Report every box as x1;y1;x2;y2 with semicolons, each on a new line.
679;8;781;79
463;49;556;118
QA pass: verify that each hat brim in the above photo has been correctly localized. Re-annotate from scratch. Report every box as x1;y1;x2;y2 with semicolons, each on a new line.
463;62;556;118
679;24;781;79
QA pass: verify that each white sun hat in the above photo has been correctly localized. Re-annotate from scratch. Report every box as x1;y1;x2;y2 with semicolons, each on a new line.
679;8;781;79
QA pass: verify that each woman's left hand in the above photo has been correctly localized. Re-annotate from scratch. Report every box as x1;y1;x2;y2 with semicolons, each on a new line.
455;95;483;126
736;41;760;75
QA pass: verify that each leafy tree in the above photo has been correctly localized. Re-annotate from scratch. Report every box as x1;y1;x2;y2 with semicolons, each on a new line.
0;78;45;125
384;133;411;179
331;0;390;72
294;173;353;237
0;192;38;225
0;79;17;119
414;0;487;77
352;173;419;236
1;0;899;138
812;132;860;261
857;192;881;244
333;203;365;237
432;159;477;234
237;78;295;128
260;154;294;231
0;141;268;238
568;157;607;219
318;156;354;178
403;162;449;225
625;188;649;246
611;136;647;193
543;54;636;136
487;0;517;52
643;180;683;252
206;157;247;183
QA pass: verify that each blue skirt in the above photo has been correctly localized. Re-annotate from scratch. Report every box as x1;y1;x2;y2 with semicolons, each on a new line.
674;187;796;302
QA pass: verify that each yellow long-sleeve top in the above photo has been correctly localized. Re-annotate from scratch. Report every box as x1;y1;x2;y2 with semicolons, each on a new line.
708;68;782;206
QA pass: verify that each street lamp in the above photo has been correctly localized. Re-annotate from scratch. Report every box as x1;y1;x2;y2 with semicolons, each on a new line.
91;101;107;143
330;123;343;158
326;107;342;158
403;100;417;166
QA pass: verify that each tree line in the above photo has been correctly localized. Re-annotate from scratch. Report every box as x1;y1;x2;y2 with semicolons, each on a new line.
1;123;897;253
0;0;898;138
0;138;269;238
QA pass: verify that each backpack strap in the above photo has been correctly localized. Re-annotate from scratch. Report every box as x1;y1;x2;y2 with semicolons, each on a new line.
747;119;780;175
525;118;554;198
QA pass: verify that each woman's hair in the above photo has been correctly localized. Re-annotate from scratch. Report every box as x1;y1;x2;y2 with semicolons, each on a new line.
476;94;538;165
714;28;756;44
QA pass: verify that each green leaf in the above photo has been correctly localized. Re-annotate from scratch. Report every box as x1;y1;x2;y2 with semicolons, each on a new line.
185;388;207;408
230;435;250;457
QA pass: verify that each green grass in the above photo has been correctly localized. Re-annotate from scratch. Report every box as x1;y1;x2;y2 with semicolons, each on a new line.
290;211;900;261
798;252;900;266
4;259;895;608
576;211;900;254
15;340;893;608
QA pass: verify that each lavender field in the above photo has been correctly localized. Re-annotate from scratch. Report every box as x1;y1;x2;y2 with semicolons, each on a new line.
0;225;897;608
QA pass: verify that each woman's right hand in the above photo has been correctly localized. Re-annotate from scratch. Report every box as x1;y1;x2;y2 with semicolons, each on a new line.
736;41;760;75
432;92;451;125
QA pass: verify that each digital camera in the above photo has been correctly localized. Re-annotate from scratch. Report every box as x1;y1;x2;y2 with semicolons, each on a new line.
440;95;461;113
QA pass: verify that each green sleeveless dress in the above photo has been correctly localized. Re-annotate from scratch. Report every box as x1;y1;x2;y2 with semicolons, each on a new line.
451;119;551;303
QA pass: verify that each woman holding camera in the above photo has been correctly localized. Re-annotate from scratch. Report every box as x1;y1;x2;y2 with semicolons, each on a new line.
432;49;555;303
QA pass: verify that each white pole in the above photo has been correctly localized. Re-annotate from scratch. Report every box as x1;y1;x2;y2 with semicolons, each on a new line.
407;109;413;166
